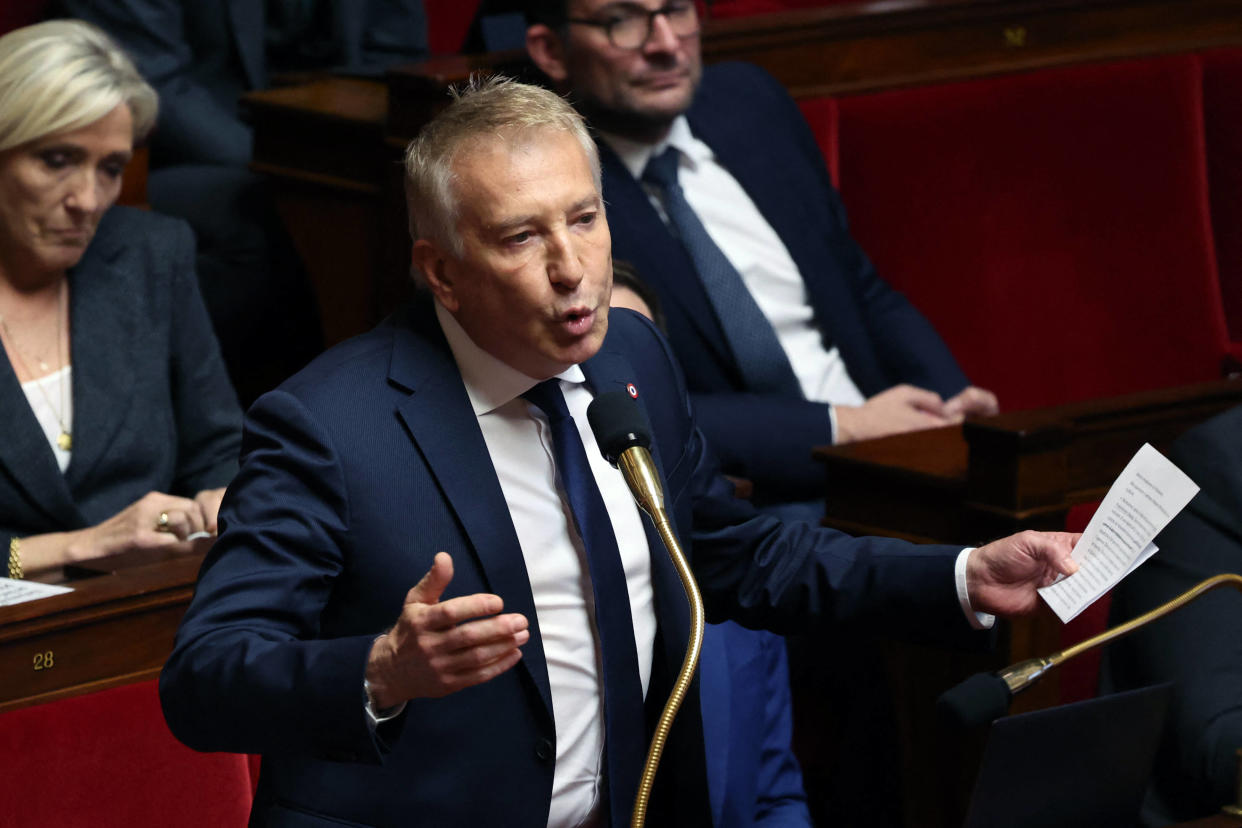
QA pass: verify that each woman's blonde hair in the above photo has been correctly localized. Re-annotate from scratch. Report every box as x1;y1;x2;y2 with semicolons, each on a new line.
0;19;158;152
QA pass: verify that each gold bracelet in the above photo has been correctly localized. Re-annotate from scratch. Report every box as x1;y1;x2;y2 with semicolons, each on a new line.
7;537;23;580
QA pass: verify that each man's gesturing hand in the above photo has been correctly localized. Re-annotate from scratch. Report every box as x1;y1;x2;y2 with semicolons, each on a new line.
966;531;1080;617
365;553;529;710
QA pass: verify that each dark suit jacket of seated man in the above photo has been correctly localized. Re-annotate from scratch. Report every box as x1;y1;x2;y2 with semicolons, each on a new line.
1102;404;1242;826
159;78;1076;828
525;0;998;507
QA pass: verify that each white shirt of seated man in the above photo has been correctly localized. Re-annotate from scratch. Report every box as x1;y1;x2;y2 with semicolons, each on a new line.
525;0;999;443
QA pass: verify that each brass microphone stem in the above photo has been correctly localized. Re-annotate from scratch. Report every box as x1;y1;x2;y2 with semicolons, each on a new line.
618;451;705;828
1052;573;1242;669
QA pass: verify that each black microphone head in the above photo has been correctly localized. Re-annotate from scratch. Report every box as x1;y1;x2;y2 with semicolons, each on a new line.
937;672;1013;728
587;391;652;465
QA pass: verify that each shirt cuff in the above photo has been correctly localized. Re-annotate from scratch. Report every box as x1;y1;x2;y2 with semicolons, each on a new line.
364;678;406;726
955;547;995;630
827;404;839;444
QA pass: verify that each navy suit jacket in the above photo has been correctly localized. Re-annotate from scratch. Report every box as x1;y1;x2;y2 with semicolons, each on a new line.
602;62;969;501
0;207;241;554
57;0;428;168
1102;405;1242;825
160;301;973;827
700;623;810;827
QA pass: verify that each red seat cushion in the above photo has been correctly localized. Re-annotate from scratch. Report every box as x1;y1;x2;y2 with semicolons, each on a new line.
0;680;253;827
836;55;1231;410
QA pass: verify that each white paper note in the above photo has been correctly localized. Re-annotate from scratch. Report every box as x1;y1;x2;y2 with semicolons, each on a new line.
0;577;73;607
1039;443;1199;623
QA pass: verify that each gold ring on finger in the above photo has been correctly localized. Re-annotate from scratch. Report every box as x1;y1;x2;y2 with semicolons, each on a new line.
156;511;171;532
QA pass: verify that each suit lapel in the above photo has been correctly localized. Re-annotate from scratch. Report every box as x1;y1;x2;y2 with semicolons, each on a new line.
688;85;881;387
0;352;80;530
388;306;553;721
583;331;711;823
581;345;689;698
599;144;735;368
63;249;140;494
329;0;364;67
226;0;267;89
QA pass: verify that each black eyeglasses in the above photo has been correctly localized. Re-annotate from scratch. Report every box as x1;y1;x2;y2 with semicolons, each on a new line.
567;2;700;50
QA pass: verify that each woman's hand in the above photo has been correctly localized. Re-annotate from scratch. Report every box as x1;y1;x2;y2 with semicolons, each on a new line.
193;488;227;535
17;491;218;576
72;491;210;559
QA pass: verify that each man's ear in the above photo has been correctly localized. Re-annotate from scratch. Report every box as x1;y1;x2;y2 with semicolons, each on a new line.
527;24;570;84
412;239;459;312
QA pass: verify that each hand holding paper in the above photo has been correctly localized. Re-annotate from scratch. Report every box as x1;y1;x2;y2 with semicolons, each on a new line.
1039;443;1199;623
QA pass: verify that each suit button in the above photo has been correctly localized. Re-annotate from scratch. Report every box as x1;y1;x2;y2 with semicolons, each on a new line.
535;737;554;763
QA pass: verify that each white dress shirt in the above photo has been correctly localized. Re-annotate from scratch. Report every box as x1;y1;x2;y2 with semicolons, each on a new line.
438;303;657;828
601;118;867;423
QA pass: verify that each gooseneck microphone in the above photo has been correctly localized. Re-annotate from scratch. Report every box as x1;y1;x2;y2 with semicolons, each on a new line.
939;573;1242;727
587;391;705;828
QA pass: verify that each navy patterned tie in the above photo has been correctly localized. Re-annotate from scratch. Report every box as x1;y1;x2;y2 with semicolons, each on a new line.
642;146;803;396
522;379;646;827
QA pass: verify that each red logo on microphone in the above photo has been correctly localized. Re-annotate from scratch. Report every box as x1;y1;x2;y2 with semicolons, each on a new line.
626;383;638;399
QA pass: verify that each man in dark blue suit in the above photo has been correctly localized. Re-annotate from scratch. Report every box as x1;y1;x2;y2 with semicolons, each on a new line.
160;77;1076;827
525;0;997;508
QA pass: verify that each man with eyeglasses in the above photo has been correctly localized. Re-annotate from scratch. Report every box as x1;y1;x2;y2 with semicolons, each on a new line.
525;2;1000;824
525;0;998;512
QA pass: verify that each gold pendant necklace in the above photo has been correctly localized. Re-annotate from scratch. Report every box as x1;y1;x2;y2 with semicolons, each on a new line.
0;281;72;451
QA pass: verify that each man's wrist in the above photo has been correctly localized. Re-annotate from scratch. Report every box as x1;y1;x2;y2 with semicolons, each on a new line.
954;547;995;630
364;634;404;713
363;677;405;725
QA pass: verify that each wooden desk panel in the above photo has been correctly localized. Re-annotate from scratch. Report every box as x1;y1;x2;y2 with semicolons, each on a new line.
704;0;1242;98
815;379;1242;545
0;553;202;713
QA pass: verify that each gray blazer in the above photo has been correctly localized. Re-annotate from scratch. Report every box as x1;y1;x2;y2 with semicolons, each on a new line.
0;207;242;551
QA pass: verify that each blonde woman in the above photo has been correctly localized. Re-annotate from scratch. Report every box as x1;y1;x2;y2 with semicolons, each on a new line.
0;20;241;580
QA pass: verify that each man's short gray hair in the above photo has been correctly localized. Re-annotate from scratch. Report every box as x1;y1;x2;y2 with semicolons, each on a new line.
403;75;601;274
0;20;158;153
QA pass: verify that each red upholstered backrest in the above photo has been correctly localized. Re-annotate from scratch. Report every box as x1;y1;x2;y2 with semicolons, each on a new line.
0;680;253;827
796;95;841;187
836;55;1231;411
424;0;481;55
1202;48;1242;343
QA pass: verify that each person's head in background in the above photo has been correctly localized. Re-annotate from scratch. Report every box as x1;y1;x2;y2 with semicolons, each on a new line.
0;21;156;286
525;0;703;143
610;258;666;331
404;75;613;380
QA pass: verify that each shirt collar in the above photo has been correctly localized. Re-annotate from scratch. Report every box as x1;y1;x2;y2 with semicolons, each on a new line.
598;115;706;181
434;300;585;416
